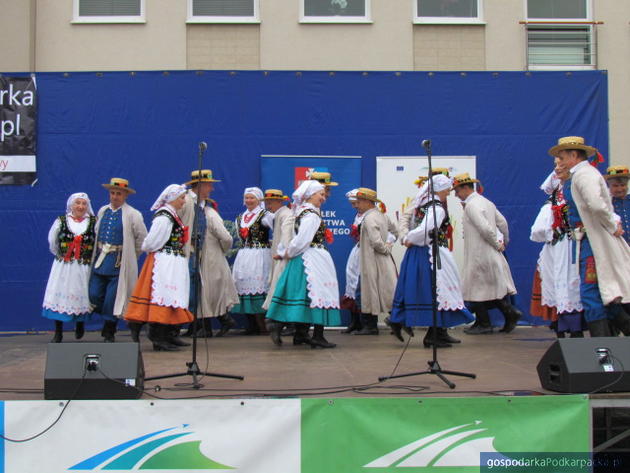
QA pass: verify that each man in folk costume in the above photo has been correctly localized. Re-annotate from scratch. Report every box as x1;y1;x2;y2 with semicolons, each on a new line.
340;188;365;334
180;169;239;338
261;189;293;345
550;136;630;336
605;165;630;245
352;188;398;336
89;178;147;343
125;184;194;351
452;173;522;334
309;171;338;199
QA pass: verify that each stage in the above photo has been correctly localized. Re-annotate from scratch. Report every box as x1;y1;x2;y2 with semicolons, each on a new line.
0;325;568;399
3;325;630;473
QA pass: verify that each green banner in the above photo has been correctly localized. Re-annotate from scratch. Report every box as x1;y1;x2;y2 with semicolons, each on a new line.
301;396;589;473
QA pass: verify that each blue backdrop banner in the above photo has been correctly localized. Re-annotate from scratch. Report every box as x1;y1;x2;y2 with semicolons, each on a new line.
0;70;608;330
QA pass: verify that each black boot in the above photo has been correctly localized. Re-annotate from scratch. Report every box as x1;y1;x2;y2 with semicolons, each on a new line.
151;324;180;352
51;321;63;343
341;311;362;334
311;324;336;349
75;321;85;340
216;314;236;337
464;302;493;334
293;323;314;346
268;319;283;346
437;327;461;344
384;316;404;342
244;314;260;335
354;314;379;335
611;305;630;336
496;297;523;333
423;327;452;348
194;318;213;338
101;320;117;342
588;318;612;337
128;322;143;342
281;323;296;337
569;331;584;338
167;325;191;347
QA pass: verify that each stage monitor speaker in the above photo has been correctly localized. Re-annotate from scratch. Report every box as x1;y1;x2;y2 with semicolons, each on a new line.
537;337;630;393
44;342;144;400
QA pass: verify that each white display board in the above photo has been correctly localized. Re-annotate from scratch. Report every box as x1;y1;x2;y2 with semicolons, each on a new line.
376;156;477;272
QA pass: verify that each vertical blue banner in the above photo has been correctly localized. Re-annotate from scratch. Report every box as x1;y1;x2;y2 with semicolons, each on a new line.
261;155;362;324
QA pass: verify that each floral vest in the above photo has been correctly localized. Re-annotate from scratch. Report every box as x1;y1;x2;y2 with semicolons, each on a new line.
411;201;451;249
56;215;96;265
154;209;186;257
295;209;328;249
237;211;270;248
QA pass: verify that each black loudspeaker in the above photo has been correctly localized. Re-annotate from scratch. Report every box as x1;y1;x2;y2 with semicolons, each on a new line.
44;342;144;400
537;337;630;393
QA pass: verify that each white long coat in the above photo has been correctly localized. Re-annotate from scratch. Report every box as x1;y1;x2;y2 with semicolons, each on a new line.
181;191;239;317
262;205;293;310
92;203;147;317
359;207;398;316
460;193;516;302
570;162;630;305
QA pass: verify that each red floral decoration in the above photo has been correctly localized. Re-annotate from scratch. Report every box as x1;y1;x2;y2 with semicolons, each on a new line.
181;226;190;244
324;228;334;244
239;227;250;240
350;224;360;241
378;202;387;213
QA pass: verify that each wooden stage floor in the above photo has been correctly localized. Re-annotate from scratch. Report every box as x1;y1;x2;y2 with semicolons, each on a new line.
0;325;564;401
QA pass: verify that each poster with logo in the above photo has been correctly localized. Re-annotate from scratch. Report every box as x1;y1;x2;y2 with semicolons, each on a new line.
0;76;37;185
260;154;362;323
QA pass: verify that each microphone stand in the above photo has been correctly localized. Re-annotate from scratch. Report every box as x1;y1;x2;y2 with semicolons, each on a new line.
378;139;475;389
145;142;244;388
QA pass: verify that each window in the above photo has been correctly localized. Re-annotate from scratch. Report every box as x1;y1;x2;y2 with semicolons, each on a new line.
414;0;484;24
187;0;260;23
73;0;145;23
525;0;595;70
300;0;371;24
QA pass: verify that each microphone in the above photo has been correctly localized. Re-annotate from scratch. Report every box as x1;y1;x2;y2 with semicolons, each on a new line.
421;139;431;149
199;141;208;152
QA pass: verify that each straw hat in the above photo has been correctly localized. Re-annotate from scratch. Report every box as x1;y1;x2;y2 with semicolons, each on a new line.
413;168;449;187
413;176;429;187
548;136;597;158
355;187;381;203
451;173;480;189
264;189;290;201
309;171;339;186
102;177;136;194
605;165;630;181
185;169;221;186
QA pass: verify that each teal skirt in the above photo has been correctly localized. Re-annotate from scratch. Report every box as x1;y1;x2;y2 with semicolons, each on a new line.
266;256;341;326
232;293;266;314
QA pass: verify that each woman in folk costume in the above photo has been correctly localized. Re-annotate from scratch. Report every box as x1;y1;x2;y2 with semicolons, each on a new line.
389;174;474;348
530;169;585;338
42;193;96;343
124;184;194;351
266;180;341;349
232;187;274;334
340;188;364;334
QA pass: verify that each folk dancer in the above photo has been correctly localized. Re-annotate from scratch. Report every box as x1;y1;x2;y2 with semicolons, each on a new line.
43;193;96;342
550;137;630;336
452;173;522;334
124;184;194;351
340;188;364;334
389;175;473;347
232;187;274;335
181;169;239;339
529;170;584;338
266;180;341;348
89;178;147;343
261;189;293;345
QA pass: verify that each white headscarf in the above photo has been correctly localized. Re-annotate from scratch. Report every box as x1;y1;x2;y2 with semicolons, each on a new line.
345;188;359;201
292;180;325;213
540;171;562;196
243;187;265;212
66;192;94;217
412;174;452;208
150;184;187;211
